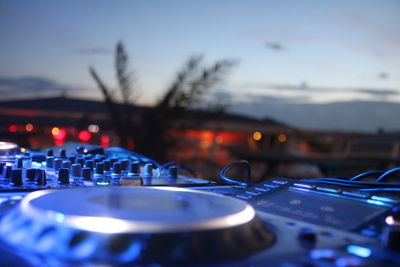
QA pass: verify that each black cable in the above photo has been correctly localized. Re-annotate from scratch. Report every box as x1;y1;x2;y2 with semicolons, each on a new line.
219;160;251;187
220;159;400;191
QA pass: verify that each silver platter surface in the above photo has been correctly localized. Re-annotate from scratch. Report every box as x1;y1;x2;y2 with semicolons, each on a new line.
0;187;275;265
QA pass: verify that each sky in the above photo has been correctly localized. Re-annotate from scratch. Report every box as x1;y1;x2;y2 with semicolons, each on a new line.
0;0;399;132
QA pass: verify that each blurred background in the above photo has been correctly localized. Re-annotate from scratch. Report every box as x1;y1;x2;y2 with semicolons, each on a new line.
0;0;399;181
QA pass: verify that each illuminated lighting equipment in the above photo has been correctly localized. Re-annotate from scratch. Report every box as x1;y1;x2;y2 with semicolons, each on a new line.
51;127;67;146
8;125;17;133
25;124;34;132
20;148;26;153
51;127;60;136
252;131;262;141
88;124;99;133
278;133;287;143
78;131;92;143
385;215;400;226
201;131;214;149
101;135;110;148
101;135;110;143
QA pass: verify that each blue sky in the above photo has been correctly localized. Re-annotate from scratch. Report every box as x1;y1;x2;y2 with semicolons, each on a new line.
1;0;399;131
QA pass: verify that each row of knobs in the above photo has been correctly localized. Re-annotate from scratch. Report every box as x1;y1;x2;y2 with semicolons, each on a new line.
0;148;179;187
0;160;46;186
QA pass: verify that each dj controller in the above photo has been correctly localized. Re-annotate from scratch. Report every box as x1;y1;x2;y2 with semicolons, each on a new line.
0;141;399;266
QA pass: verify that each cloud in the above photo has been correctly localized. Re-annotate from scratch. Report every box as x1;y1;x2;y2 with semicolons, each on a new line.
267;82;309;91
72;47;111;55
247;82;400;97
265;42;286;51
378;72;389;79
355;88;398;96
203;90;400;132
0;76;83;99
221;92;400;132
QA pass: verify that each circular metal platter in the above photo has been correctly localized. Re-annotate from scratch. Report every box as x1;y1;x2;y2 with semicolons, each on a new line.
0;187;275;265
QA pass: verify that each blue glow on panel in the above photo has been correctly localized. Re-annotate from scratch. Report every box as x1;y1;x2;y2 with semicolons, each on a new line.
54;213;65;223
346;245;372;258
366;199;390;207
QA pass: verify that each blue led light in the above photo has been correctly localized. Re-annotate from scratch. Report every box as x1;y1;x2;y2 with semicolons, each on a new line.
346;245;372;258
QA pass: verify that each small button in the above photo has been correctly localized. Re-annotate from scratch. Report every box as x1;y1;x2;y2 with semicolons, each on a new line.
263;183;279;188
254;187;270;192
310;248;339;260
245;189;261;196
371;195;400;204
335;256;364;267
236;194;251;200
316;186;341;194
272;179;288;184
342;191;369;199
293;183;314;189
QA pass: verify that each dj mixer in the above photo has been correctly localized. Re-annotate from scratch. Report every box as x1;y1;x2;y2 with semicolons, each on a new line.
0;141;399;266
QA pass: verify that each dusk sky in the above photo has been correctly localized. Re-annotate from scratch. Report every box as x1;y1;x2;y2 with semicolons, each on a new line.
1;0;399;132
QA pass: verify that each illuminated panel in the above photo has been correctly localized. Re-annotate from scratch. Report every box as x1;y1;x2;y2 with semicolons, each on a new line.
251;187;389;230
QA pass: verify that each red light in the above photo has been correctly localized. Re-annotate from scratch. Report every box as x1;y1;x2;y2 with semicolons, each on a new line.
78;130;91;143
101;135;110;143
101;135;110;148
51;127;67;140
25;123;34;132
8;125;17;132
